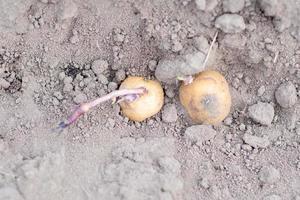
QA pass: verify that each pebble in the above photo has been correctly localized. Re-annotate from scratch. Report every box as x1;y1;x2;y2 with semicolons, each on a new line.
215;14;246;33
98;74;109;85
206;0;218;11
257;85;266;96
185;125;217;146
165;88;175;98
241;144;252;152
223;0;245;13
0;78;10;89
172;40;183;52
275;81;297;108
108;82;118;91
155;51;206;83
258;165;280;184
263;194;282;200
239;123;246;131
243;133;270;148
53;91;64;100
91;59;108;75
248;102;274;126
115;69;126;82
224;116;233;125
148;60;157;71
63;83;73;93
162;103;178;123
193;35;209;53
69;33;79;44
73;92;87;104
198;177;210;189
195;0;206;11
57;0;78;21
58;72;66;80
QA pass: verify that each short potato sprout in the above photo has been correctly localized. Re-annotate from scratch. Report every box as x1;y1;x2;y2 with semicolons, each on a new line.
57;76;164;130
179;70;231;125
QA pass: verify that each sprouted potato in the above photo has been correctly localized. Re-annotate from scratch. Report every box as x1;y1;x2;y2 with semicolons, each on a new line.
56;76;164;130
179;70;231;125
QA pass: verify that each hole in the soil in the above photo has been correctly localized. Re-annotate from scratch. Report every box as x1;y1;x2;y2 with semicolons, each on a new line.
64;63;81;78
8;77;22;93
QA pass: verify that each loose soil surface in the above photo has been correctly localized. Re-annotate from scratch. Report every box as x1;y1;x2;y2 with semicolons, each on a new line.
0;0;299;200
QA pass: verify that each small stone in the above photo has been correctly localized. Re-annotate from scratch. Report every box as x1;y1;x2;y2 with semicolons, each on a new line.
185;125;217;146
225;134;233;141
257;86;266;96
165;88;175;98
195;0;206;11
275;81;297;108
58;72;66;80
162;103;178;123
198;177;210;189
258;0;282;16
223;0;245;13
91;59;108;75
224;116;233;125
241;144;252;151
108;82;118;91
115;69;126;82
63;83;73;93
215;14;246;33
263;194;281;200
148;60;157;71
172;41;183;52
193;35;209;53
69;34;79;44
0;78;10;89
258;165;280;184
73;92;87;104
155;51;206;83
56;0;78;21
243;133;270;148
248;102;274;126
113;33;125;43
98;74;109;85
239;123;246;131
53;91;64;100
206;0;218;11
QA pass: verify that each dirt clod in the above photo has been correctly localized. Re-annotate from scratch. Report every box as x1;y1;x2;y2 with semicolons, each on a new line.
248;102;275;126
223;0;245;13
275;81;297;108
215;14;246;33
243;133;270;148
258;165;281;184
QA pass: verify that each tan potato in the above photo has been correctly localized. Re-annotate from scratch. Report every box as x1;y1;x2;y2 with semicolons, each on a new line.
119;76;164;122
179;70;231;125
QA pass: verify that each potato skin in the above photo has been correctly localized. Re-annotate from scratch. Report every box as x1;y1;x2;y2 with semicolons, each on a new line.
119;76;164;122
179;70;231;125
